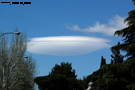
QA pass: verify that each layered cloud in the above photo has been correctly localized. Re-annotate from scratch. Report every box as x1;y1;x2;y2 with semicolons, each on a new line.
66;15;127;36
27;36;111;56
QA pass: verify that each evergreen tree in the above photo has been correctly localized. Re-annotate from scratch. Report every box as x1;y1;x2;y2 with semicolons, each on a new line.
111;59;113;64
84;1;135;90
100;56;106;68
35;62;83;90
111;42;124;64
49;62;77;78
85;58;135;90
111;0;135;58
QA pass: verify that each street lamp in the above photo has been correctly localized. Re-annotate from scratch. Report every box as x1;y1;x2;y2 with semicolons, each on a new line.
0;32;21;37
14;32;21;35
24;56;28;58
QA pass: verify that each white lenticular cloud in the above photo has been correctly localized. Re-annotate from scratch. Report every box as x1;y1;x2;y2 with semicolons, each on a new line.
27;36;111;56
66;15;127;36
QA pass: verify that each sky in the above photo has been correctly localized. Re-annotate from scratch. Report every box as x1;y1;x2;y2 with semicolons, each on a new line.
0;0;134;79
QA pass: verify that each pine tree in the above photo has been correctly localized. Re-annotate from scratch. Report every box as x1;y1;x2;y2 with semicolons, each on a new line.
35;62;81;90
49;62;77;78
111;59;113;64
111;42;124;64
111;1;135;58
100;56;106;68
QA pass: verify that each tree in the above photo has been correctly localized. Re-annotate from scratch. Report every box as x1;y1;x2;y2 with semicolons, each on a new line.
110;59;113;64
0;29;37;90
49;62;77;78
35;74;69;90
111;42;124;64
100;56;106;68
111;0;135;59
84;57;135;90
35;62;83;90
83;1;135;89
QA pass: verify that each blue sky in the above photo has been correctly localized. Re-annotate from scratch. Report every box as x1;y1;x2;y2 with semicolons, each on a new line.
0;0;134;79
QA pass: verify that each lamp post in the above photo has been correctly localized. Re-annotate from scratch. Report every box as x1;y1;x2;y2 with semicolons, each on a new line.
0;31;21;90
0;32;21;37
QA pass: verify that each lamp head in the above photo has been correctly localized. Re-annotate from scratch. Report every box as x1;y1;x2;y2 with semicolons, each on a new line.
24;56;28;58
14;32;21;35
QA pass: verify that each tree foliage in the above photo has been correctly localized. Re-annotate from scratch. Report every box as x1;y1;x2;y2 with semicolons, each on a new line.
83;1;135;90
111;1;135;58
111;42;124;64
0;29;37;90
84;58;135;90
35;62;84;90
35;74;69;90
49;62;77;78
100;56;106;68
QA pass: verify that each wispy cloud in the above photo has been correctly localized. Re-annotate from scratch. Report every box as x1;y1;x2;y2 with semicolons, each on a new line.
27;36;111;56
66;15;127;36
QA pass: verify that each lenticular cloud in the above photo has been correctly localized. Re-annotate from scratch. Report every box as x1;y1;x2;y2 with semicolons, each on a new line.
27;36;111;56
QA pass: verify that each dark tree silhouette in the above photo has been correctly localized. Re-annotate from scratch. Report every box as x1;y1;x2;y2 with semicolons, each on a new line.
111;42;124;64
100;56;106;68
49;62;77;78
111;0;135;58
84;1;135;90
34;62;83;90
